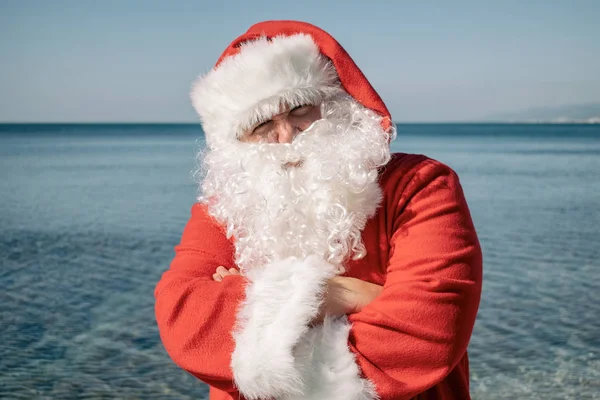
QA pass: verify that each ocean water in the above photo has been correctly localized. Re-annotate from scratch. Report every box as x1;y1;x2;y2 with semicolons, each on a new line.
1;123;599;399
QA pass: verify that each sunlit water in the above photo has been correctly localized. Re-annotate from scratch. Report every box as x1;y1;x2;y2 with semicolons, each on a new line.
1;124;599;399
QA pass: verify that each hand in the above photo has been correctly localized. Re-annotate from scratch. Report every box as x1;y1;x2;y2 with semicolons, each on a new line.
312;276;383;324
212;266;383;324
212;266;240;281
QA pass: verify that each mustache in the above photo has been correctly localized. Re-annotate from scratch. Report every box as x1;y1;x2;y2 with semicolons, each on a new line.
245;120;332;167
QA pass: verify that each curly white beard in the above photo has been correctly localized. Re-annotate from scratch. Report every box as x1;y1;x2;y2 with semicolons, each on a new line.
197;94;392;274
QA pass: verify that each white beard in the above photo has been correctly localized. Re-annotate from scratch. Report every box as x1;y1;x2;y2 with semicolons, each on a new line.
197;94;392;274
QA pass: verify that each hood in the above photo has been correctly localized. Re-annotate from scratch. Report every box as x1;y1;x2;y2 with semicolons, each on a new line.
191;20;392;145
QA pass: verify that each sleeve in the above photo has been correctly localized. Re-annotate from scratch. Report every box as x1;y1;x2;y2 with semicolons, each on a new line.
347;160;483;399
154;203;244;393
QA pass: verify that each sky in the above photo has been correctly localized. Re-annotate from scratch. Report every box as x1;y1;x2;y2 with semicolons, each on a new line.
1;0;599;122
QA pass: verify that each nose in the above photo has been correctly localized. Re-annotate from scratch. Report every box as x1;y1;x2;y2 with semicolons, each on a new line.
274;119;297;144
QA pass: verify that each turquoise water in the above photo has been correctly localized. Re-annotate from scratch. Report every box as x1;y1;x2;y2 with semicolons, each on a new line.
1;124;599;399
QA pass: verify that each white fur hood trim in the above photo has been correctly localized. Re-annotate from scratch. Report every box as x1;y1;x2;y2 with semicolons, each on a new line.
190;34;341;145
230;256;378;400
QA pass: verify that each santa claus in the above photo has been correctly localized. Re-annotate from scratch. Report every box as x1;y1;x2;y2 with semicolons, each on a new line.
155;21;482;400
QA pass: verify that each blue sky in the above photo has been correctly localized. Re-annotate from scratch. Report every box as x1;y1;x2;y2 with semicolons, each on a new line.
1;0;599;122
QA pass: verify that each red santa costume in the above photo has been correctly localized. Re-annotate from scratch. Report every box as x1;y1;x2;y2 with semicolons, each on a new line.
155;21;482;400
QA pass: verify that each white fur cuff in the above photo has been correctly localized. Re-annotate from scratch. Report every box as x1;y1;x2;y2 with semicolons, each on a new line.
231;255;337;399
292;316;379;400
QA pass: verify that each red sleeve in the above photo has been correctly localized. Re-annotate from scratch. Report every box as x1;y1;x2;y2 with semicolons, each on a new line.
154;203;243;393
348;159;483;399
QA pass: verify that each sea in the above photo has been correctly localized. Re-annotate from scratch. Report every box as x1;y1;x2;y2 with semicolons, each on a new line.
1;123;599;399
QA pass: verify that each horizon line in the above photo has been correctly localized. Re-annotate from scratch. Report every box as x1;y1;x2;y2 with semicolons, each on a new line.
1;121;599;125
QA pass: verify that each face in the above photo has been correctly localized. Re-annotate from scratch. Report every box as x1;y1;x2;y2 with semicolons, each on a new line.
239;104;322;143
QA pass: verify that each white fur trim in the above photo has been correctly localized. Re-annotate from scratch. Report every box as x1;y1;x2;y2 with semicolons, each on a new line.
292;316;379;400
230;256;378;400
231;255;336;399
190;34;341;145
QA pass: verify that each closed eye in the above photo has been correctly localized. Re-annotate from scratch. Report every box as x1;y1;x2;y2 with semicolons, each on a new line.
249;120;273;136
254;121;268;130
289;105;314;116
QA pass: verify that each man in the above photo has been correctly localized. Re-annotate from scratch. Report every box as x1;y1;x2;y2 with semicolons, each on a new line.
155;20;482;400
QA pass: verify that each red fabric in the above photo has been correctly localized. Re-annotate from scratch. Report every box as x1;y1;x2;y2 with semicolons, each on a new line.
214;20;393;133
155;153;483;400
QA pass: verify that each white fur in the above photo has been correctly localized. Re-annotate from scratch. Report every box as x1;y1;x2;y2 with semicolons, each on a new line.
230;256;338;399
292;316;379;400
190;34;340;145
231;256;379;400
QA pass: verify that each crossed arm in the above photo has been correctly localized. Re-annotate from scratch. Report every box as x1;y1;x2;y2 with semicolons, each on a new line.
212;265;383;323
155;159;482;399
